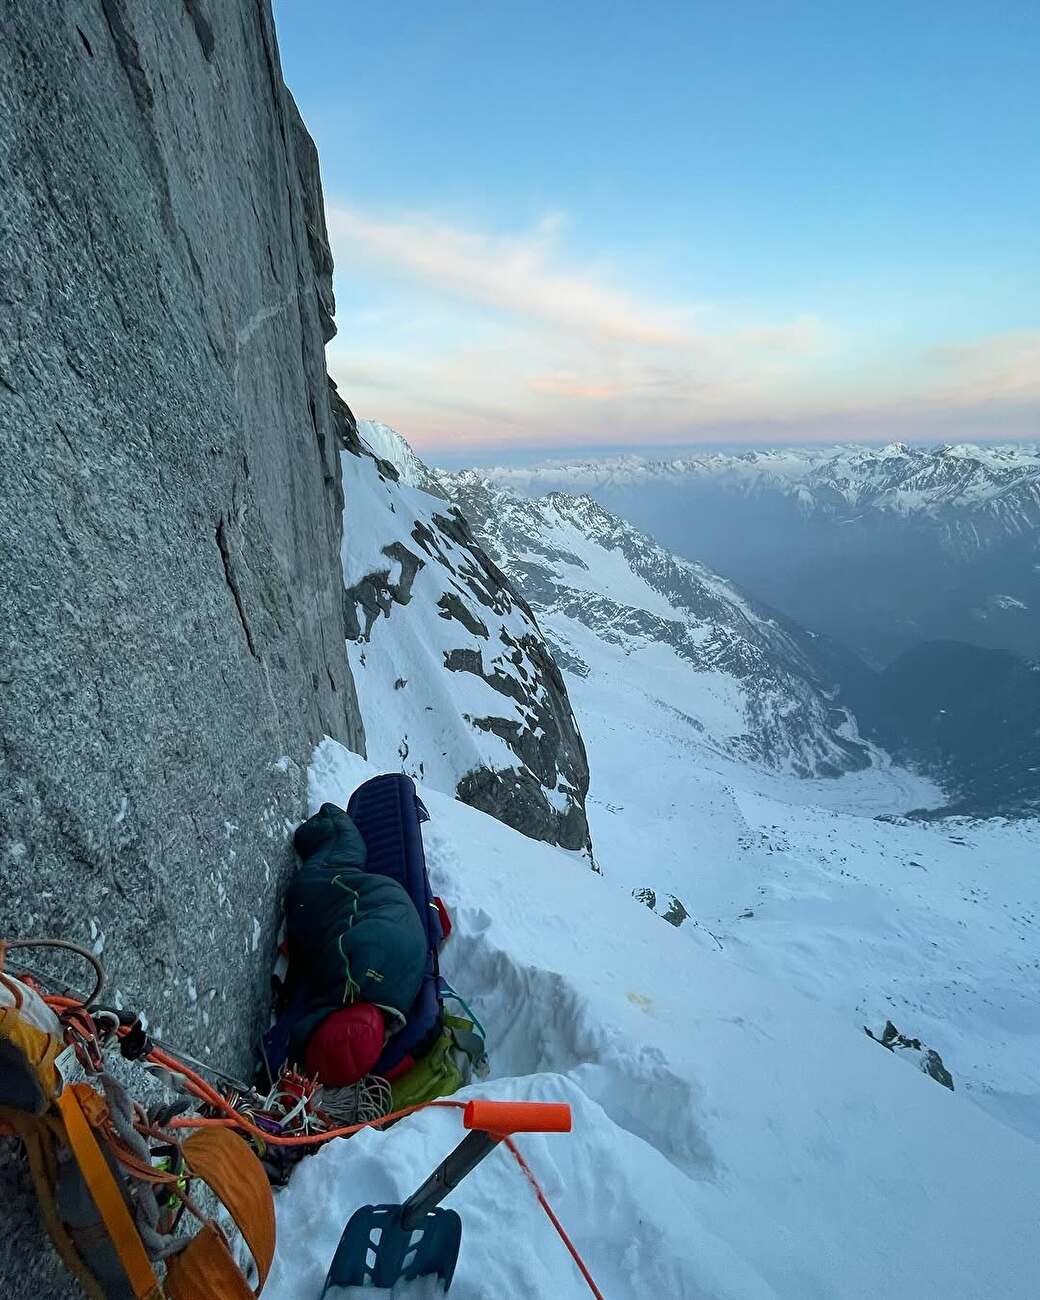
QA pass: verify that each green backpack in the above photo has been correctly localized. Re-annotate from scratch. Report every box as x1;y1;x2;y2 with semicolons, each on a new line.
389;1014;488;1111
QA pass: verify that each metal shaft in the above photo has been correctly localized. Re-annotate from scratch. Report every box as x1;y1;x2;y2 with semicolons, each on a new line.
400;1129;501;1230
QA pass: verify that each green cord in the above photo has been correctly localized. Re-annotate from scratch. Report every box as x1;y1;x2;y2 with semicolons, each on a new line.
337;934;361;1003
442;983;486;1040
331;875;362;1002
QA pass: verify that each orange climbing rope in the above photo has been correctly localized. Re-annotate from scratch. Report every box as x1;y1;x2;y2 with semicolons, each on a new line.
505;1134;606;1300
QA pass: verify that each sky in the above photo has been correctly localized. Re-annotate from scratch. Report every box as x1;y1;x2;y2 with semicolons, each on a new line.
273;1;1040;457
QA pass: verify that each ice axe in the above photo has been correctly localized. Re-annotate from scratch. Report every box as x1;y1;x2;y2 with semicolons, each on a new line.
321;1100;572;1294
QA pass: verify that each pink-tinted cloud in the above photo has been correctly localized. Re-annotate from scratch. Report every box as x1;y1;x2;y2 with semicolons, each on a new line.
926;330;1040;403
323;207;1038;450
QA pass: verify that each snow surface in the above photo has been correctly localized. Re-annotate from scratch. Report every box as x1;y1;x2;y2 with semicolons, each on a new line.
339;447;585;834
266;740;1040;1300
357;420;439;491
556;615;1040;1139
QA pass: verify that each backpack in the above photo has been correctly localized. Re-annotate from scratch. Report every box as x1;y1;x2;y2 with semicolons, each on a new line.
389;1013;488;1111
262;775;487;1101
0;958;275;1298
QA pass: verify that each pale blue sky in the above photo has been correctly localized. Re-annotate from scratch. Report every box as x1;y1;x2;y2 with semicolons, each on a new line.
274;1;1039;454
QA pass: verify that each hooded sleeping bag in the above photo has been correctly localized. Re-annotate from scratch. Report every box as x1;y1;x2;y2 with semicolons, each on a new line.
283;802;427;1065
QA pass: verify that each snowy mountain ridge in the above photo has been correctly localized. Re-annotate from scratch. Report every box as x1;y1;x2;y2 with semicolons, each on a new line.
468;441;1040;665
336;404;592;853
477;441;1040;537
442;471;874;780
355;418;443;493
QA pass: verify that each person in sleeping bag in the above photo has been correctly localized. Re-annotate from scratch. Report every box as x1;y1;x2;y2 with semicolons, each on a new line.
285;801;427;1086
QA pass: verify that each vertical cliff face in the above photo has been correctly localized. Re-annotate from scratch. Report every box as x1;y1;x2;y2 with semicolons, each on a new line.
0;4;361;1286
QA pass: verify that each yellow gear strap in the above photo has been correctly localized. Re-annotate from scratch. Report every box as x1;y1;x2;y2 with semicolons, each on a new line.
56;1084;163;1299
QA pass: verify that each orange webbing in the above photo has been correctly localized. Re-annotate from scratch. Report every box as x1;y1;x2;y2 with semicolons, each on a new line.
34;990;605;1298
56;1085;163;1300
0;991;63;1116
180;1126;276;1291
0;1105;107;1300
164;1221;255;1300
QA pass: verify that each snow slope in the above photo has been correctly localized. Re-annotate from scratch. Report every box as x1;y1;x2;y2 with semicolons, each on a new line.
356;419;442;493
434;465;1039;1137
266;741;1040;1300
339;433;591;851
442;474;874;779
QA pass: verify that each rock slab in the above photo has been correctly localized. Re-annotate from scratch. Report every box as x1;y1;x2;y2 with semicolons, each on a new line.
0;2;363;1290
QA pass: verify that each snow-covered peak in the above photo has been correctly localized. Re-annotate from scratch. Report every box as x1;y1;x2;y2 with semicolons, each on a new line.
332;409;592;855
356;418;441;492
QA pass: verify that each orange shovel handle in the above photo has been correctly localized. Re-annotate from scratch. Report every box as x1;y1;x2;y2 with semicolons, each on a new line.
463;1100;572;1135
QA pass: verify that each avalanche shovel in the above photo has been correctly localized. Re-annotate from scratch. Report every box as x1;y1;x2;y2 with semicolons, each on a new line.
321;1100;572;1295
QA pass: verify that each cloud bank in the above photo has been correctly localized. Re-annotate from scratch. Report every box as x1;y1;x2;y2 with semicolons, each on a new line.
324;205;1040;450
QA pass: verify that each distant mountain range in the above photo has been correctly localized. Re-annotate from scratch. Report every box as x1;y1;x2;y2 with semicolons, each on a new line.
348;422;1038;825
473;442;1040;667
441;467;1038;821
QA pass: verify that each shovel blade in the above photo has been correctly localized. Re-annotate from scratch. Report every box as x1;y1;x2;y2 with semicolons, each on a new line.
322;1203;462;1295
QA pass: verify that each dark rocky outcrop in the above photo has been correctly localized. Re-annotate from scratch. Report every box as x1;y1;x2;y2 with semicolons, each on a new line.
661;895;690;928
457;765;591;856
1;4;363;1288
344;542;426;640
633;888;692;930
865;1020;955;1091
